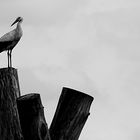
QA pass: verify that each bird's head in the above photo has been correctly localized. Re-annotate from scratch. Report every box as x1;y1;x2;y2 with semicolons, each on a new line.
11;17;23;26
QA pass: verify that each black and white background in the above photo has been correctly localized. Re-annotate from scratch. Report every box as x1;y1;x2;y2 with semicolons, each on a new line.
0;0;140;139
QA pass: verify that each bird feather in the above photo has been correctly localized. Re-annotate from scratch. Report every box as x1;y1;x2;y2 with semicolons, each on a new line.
0;29;17;42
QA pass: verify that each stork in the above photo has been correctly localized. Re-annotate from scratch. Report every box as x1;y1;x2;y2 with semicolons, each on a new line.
0;17;23;67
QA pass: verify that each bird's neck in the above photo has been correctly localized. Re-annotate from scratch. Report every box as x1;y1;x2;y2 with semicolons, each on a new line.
17;22;22;31
16;22;23;37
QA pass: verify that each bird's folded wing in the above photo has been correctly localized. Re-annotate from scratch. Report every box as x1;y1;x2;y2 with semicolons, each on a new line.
0;41;13;52
0;29;16;42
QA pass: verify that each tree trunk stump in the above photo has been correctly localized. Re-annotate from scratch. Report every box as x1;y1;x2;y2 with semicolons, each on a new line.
0;68;21;97
49;87;94;140
0;68;23;140
17;93;51;140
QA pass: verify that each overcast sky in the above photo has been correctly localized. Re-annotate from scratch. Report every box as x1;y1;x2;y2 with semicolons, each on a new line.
0;0;140;139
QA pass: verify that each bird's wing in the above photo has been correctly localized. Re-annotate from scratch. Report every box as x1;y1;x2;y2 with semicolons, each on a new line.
0;41;13;52
0;29;16;42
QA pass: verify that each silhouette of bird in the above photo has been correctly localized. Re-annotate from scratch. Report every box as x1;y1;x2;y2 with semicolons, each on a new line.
0;17;23;67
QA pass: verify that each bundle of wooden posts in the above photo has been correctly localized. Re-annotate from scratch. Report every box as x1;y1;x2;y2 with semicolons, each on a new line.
0;68;93;140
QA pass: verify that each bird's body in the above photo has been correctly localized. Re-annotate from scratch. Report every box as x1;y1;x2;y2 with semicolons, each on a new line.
0;17;23;67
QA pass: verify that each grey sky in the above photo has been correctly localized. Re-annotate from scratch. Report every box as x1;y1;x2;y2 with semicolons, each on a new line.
0;0;140;139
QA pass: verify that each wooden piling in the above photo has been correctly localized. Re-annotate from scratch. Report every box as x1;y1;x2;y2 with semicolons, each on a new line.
49;87;94;140
0;67;94;140
0;68;23;140
17;93;51;140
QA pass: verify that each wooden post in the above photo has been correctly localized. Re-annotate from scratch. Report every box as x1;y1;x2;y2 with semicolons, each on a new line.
49;87;94;140
17;93;51;140
0;68;21;97
0;68;23;140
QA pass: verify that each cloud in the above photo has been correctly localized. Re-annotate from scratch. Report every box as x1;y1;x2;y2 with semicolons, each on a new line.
0;0;88;27
83;0;140;14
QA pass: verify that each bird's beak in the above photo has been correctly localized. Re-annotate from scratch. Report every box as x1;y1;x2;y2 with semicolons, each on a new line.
11;19;18;26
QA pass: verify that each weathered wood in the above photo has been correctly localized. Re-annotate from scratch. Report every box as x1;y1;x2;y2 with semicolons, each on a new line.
0;68;23;140
0;68;21;97
17;93;51;140
49;87;94;140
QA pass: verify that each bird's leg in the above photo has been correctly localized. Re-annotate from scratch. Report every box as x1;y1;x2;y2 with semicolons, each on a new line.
10;50;12;67
7;50;10;68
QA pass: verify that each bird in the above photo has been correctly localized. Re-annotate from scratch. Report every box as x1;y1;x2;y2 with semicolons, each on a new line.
0;17;23;68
